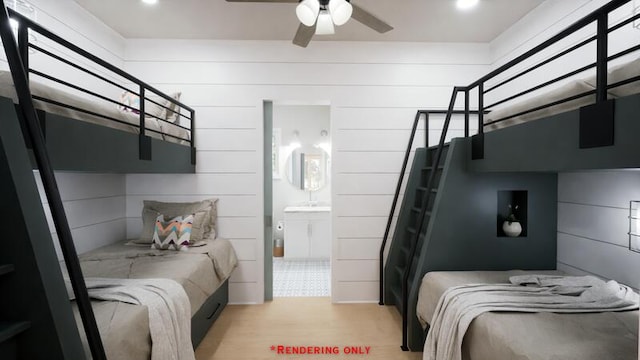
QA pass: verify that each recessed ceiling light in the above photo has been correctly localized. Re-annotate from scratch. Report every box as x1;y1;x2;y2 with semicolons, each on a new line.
456;0;479;10
142;0;158;5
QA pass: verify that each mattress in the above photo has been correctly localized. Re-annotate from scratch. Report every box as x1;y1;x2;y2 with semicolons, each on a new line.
417;270;638;360
68;238;238;360
484;56;640;131
0;70;190;145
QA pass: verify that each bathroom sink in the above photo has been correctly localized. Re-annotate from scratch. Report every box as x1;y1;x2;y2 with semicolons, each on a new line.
284;205;331;212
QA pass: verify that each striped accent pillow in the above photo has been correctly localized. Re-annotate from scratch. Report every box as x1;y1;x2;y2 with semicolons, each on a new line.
151;214;193;251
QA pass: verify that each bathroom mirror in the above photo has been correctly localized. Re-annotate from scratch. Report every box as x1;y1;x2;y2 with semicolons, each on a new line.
285;148;330;192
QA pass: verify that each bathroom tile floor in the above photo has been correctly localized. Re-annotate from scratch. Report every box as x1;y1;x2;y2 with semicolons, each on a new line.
273;257;330;297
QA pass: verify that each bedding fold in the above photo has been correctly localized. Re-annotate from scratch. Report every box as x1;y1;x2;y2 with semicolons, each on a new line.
66;238;237;360
84;278;195;360
424;275;639;360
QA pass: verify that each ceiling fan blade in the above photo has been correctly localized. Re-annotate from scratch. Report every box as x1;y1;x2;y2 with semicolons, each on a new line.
225;0;297;2
350;3;394;33
293;22;315;48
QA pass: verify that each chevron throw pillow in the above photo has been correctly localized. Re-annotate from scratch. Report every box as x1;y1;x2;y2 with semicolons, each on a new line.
151;214;193;251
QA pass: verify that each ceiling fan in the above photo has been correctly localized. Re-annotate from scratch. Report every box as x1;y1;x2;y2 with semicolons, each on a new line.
225;0;393;48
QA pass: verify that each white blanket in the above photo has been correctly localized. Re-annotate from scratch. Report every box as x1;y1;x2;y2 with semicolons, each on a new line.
423;275;639;360
84;278;195;360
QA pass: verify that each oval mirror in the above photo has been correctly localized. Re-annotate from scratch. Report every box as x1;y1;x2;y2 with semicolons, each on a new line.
285;148;330;192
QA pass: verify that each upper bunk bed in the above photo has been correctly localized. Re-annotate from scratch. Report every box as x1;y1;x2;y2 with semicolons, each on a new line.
4;7;196;173
0;4;201;360
466;0;640;172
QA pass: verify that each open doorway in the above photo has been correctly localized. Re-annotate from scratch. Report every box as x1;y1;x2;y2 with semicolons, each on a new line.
266;103;331;298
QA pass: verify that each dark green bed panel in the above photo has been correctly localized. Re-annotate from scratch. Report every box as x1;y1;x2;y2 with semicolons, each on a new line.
191;280;229;348
405;138;558;350
30;109;195;173
0;97;86;359
421;139;557;272
471;93;640;172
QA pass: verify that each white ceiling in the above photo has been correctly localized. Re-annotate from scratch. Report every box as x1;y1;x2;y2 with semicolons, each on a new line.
72;0;545;43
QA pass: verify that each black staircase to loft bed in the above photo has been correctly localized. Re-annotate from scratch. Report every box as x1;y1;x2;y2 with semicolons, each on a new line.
0;1;199;358
379;0;640;352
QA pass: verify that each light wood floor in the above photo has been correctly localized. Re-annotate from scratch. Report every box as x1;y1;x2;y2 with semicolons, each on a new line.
195;297;423;360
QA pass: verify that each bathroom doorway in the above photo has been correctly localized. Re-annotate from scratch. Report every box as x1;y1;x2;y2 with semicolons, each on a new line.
266;103;331;298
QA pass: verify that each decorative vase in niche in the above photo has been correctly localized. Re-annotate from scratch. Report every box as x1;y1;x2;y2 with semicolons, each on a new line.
502;220;522;237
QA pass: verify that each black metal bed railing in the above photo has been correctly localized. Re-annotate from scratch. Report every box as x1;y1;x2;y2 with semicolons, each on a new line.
8;9;197;163
470;0;638;128
0;2;106;359
379;0;639;351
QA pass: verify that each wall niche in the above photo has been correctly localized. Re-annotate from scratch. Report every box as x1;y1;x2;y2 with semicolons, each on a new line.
497;190;528;237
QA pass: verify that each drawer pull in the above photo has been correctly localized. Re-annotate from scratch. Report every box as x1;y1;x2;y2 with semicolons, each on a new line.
207;303;221;319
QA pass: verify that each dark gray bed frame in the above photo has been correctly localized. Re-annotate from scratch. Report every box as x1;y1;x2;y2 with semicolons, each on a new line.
26;106;195;174
191;281;229;347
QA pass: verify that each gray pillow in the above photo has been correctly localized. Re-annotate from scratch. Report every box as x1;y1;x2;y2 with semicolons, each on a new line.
134;199;218;244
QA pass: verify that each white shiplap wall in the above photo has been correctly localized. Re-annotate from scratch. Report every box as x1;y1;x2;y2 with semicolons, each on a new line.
22;0;129;257
486;0;638;107
557;171;640;289
35;172;127;257
123;40;489;303
0;0;126;99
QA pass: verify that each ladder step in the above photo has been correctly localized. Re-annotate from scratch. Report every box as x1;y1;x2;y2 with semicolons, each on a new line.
0;264;14;277
422;165;444;171
410;207;433;216
416;186;438;193
0;321;30;344
400;244;410;259
427;143;450;151
395;265;405;282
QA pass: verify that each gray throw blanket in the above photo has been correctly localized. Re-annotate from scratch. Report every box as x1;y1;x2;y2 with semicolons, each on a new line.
83;278;195;360
423;275;639;360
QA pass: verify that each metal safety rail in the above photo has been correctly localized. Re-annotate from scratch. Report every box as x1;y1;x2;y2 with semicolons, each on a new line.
7;8;197;164
379;0;639;351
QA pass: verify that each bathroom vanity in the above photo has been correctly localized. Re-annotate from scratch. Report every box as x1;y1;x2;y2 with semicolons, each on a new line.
283;206;331;259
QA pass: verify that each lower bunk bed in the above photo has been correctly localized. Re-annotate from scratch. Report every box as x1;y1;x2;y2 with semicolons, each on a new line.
416;270;639;360
65;238;237;359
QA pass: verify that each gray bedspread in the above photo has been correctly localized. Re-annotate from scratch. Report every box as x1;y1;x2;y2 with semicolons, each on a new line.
69;238;238;360
417;270;639;360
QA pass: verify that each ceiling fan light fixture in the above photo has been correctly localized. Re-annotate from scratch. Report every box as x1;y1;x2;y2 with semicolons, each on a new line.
315;10;335;35
296;0;320;26
329;0;352;26
456;0;479;10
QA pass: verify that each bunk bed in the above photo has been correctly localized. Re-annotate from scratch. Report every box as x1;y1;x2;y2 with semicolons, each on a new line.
0;4;234;360
379;0;640;357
